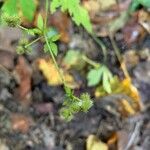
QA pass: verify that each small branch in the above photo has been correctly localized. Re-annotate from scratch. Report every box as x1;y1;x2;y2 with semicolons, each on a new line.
44;34;66;86
109;34;130;78
90;33;107;62
125;121;142;150
18;25;28;31
82;55;100;68
45;0;49;29
25;36;43;48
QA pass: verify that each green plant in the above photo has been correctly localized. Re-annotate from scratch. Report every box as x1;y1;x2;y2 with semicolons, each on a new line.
60;87;93;121
1;0;36;22
129;0;150;13
87;65;113;93
50;0;92;33
1;0;130;121
64;50;113;93
1;0;93;121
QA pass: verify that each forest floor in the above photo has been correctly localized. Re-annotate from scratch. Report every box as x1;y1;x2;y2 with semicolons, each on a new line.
0;0;150;150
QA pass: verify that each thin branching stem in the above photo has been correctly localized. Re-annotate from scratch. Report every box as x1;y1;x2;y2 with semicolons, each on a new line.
44;0;66;86
44;33;66;86
82;55;100;68
45;0;49;28
25;36;43;48
90;33;107;62
109;34;130;78
18;25;28;31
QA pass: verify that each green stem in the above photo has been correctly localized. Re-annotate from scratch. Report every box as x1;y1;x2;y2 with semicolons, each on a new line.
25;36;43;48
73;95;81;101
109;34;122;63
90;33;107;62
44;34;66;86
82;55;100;68
18;25;28;31
45;0;49;29
109;34;130;78
44;0;67;87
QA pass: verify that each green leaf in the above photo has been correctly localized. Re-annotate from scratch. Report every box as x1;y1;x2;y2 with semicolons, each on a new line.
47;28;58;39
2;0;18;15
138;0;150;8
50;42;58;56
129;0;150;13
2;0;36;22
102;74;111;94
87;68;103;86
50;0;92;33
20;0;36;21
37;14;44;30
51;34;61;41
27;28;42;35
102;67;112;93
64;50;81;66
44;44;49;53
44;42;58;56
50;0;61;13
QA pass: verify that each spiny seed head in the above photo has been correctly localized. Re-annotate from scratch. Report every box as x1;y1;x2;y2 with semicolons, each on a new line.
2;13;20;27
17;38;32;54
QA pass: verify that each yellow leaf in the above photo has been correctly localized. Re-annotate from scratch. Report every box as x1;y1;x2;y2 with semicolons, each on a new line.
95;76;141;112
38;58;77;88
107;133;117;146
120;99;135;116
86;135;108;150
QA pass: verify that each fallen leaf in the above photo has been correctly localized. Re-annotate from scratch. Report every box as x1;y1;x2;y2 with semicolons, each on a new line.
120;99;135;116
49;11;71;43
86;135;108;150
95;77;141;113
11;113;33;133
0;50;14;70
122;12;146;46
38;58;77;88
15;56;32;105
107;133;117;146
138;9;150;33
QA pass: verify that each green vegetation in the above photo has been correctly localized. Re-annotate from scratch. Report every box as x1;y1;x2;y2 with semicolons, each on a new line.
0;0;148;121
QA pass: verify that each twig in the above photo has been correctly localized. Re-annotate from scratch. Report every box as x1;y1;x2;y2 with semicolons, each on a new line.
90;33;107;62
125;121;142;150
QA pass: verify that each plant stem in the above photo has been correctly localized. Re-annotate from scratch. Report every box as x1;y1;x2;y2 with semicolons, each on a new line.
44;34;66;86
45;0;49;29
25;36;43;48
82;55;100;68
18;25;28;31
109;34;130;78
90;33;107;62
43;0;66;86
109;34;122;63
